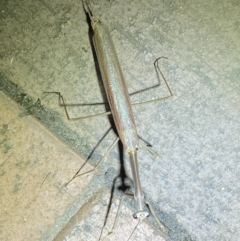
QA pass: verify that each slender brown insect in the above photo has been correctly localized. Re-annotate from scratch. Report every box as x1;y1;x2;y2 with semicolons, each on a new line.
45;0;172;239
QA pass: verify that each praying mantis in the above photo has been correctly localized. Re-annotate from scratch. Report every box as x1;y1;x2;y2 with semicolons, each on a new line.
46;0;172;240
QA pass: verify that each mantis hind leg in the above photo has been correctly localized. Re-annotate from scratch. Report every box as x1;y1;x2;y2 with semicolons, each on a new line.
131;57;173;107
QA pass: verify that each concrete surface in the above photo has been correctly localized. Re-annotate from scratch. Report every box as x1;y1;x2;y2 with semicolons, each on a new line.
0;0;240;240
0;91;94;240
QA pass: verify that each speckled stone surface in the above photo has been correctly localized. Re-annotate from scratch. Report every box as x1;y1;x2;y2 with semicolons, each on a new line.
0;0;240;240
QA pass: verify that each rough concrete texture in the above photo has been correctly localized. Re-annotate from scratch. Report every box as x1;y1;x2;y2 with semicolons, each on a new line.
0;92;94;240
54;188;166;241
0;0;240;241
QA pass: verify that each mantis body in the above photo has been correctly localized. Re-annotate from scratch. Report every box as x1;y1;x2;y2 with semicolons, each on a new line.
47;0;172;238
83;1;154;220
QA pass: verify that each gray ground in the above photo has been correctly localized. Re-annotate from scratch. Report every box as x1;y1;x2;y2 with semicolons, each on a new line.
1;0;240;240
